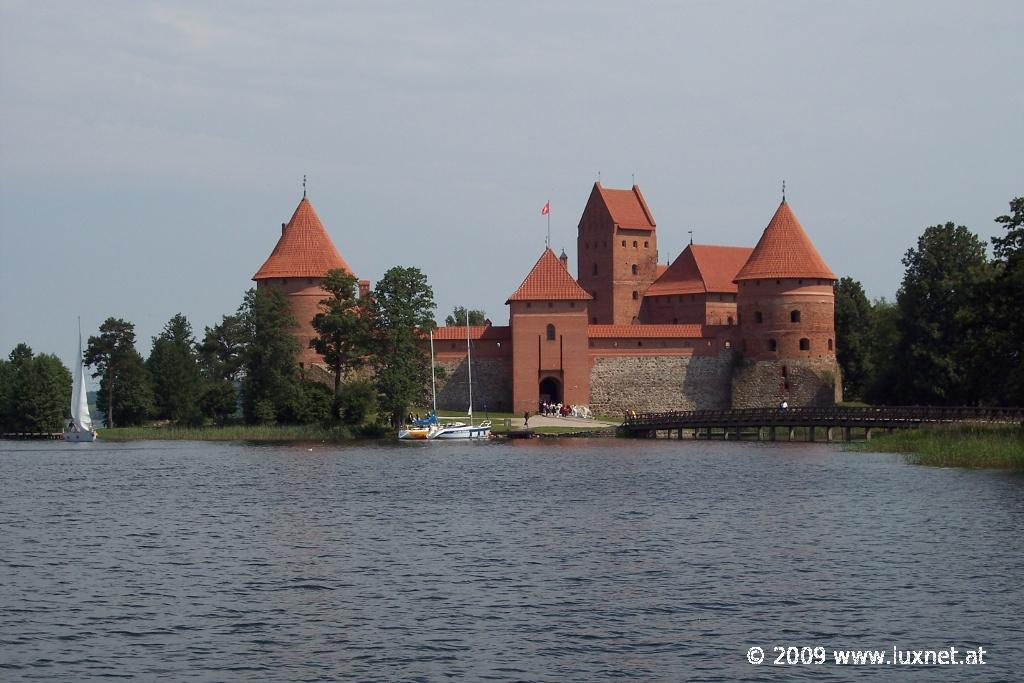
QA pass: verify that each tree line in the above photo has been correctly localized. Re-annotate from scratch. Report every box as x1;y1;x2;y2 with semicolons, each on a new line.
834;196;1023;406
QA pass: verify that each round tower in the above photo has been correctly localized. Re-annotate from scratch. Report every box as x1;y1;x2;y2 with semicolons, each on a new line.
732;200;841;406
252;195;356;368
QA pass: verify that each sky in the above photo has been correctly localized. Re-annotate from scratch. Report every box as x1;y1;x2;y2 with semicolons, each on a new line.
1;0;1022;374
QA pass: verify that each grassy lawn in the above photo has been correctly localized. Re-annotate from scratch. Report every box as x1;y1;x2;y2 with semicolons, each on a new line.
853;424;1024;469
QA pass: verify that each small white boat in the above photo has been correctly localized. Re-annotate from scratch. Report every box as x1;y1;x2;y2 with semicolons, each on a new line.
431;316;491;440
399;330;443;440
64;319;98;443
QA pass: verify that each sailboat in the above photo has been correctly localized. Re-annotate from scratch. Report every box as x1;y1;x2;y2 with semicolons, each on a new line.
432;317;491;440
64;319;98;442
398;329;443;440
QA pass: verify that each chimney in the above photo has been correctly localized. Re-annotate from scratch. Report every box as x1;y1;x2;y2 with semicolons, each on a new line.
559;250;569;269
358;279;371;299
281;222;287;235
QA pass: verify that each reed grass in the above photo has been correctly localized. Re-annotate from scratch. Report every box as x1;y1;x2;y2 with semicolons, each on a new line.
98;424;351;442
855;424;1024;469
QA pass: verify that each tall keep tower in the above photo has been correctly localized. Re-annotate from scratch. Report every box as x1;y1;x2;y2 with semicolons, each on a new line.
576;183;658;324
253;196;359;367
732;200;841;406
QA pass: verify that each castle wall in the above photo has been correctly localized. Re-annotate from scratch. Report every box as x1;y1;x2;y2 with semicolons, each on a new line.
730;357;842;408
588;350;734;416
435;356;513;413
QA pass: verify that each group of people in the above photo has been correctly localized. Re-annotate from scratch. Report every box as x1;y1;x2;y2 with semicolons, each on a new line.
538;402;592;419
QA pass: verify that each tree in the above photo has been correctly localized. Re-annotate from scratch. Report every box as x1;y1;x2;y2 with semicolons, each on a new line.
85;318;151;427
988;196;1024;404
238;287;300;423
198;314;246;382
198;380;238;423
0;344;72;433
891;223;994;405
370;266;436;426
865;298;901;404
147;313;203;423
444;306;486;327
99;350;154;426
833;277;874;401
309;269;371;413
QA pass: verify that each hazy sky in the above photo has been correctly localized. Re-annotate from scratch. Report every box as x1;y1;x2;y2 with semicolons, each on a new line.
2;1;1022;373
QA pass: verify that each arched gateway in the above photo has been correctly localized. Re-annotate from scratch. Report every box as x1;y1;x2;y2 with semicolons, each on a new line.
539;376;562;405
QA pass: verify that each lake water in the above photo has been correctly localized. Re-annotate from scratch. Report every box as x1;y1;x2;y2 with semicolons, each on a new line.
1;439;1022;681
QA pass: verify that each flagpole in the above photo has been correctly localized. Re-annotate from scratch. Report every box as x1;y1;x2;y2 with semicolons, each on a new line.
546;199;551;249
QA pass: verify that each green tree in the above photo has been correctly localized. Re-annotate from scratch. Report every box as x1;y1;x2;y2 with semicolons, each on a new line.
309;269;371;413
0;345;72;433
198;314;246;382
85;318;152;427
371;266;436;426
147;313;203;423
239;287;300;423
444;306;486;327
865;297;901;404
988;196;1024;404
892;223;994;405
833;277;874;401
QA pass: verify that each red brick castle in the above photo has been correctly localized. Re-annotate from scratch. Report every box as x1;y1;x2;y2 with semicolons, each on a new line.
255;183;842;414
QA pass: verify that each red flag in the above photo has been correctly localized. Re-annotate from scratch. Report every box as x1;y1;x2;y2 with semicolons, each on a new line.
541;201;550;216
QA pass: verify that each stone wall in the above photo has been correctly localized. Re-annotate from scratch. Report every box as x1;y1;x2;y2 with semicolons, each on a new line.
435;356;513;413
730;357;842;408
588;352;733;416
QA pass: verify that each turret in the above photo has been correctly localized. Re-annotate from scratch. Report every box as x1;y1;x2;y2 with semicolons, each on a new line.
253;196;356;367
732;200;841;405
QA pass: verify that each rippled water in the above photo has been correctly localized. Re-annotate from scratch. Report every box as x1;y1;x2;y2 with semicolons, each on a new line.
1;439;1022;681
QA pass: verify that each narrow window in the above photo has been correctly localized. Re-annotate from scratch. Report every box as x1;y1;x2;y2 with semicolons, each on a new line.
621;240;626;247
631;264;638;275
828;338;834;350
791;310;801;323
755;311;763;324
727;316;734;326
644;240;649;248
546;324;555;341
638;341;643;347
633;240;638;247
781;366;787;377
768;338;777;352
593;263;598;276
632;291;639;300
799;338;810;351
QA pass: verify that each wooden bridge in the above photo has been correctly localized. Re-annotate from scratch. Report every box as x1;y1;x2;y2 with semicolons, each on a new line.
620;405;1024;442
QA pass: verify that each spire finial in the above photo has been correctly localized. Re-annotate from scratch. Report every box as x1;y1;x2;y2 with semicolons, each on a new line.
303;174;307;198
781;179;786;203
598;170;601;184
631;171;635;185
688;229;693;245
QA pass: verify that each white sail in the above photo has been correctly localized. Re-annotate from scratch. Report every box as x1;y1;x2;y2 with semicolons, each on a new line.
71;322;92;431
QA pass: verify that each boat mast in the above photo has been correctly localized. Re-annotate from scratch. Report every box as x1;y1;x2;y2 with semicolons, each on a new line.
466;314;473;421
429;329;437;417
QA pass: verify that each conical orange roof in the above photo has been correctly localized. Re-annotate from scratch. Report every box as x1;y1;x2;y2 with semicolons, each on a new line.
253;197;352;280
506;248;592;302
734;201;836;282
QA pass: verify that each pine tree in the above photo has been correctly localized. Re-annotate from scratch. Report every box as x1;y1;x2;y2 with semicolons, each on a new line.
147;313;203;424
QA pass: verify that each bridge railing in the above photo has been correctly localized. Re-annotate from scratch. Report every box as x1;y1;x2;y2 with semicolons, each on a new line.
622;405;1024;430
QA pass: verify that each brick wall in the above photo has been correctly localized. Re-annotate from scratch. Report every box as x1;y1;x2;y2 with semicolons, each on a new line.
730;357;842;408
588;351;733;416
435;356;513;413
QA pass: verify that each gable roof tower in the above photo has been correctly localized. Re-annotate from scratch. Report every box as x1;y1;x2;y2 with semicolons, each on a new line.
646;244;753;296
507;248;593;303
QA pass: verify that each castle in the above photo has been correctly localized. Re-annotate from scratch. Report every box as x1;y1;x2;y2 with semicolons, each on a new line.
254;183;842;415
